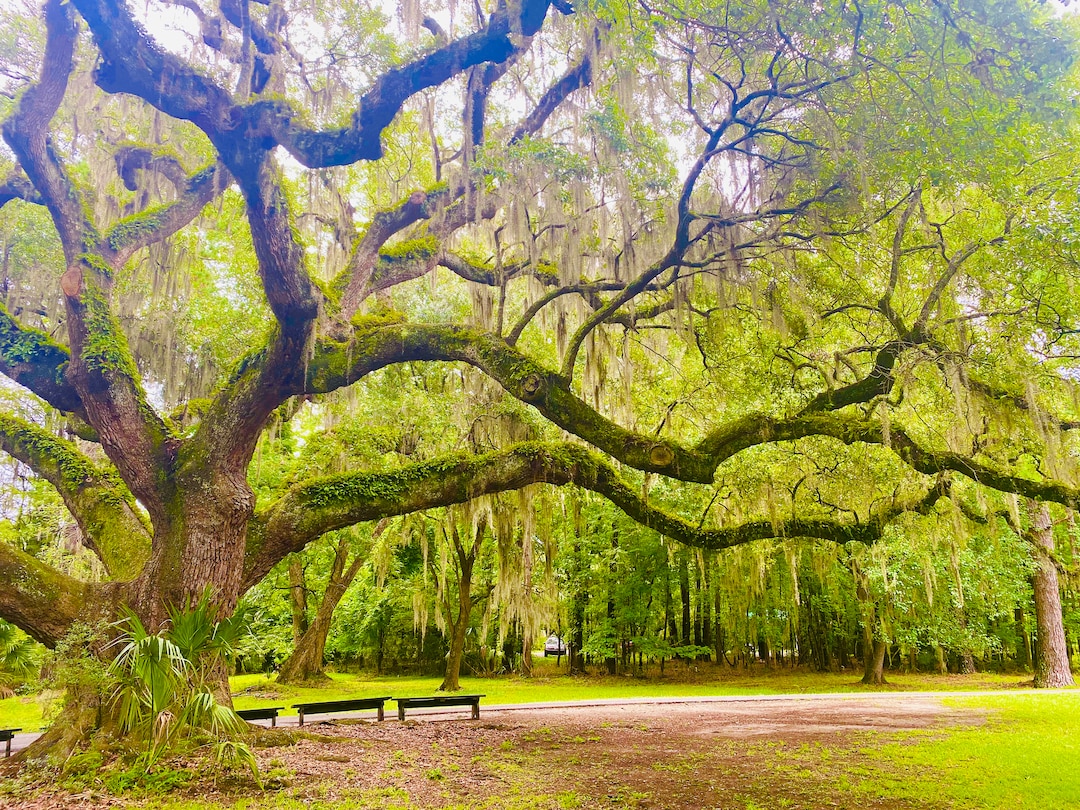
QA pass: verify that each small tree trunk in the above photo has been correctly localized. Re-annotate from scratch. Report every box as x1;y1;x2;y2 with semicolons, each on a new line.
1030;502;1075;688
439;588;470;692
1014;607;1030;670
568;526;587;675
520;523;534;678
861;636;887;685
679;551;691;646
439;523;484;692
288;557;308;646
277;538;362;684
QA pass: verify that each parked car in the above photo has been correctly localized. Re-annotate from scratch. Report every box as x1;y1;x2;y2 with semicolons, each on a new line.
544;634;567;656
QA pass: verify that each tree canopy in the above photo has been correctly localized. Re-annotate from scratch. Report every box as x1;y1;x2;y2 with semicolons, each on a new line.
0;0;1077;703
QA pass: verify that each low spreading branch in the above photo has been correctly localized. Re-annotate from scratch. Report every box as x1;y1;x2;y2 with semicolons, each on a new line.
243;442;948;587
0;415;151;579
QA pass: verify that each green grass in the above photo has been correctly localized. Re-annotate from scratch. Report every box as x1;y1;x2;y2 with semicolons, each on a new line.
0;658;1042;730
227;659;1035;718
860;692;1080;809
0;690;59;732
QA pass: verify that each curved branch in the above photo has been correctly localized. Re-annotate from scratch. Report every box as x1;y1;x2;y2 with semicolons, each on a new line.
303;322;715;481
243;442;949;588
301;321;1080;507
509;34;597;144
1;0;88;260
266;0;561;167
0;173;41;208
73;0;562;168
104;161;231;265
0;542;107;647
0;415;151;579
0;306;85;417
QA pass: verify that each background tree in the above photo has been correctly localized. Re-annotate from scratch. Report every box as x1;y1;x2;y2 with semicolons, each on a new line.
0;0;1077;756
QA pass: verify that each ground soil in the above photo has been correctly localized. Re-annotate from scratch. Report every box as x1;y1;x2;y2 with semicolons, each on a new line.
0;695;977;809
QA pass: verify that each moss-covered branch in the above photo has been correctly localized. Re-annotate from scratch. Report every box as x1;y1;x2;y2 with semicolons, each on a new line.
63;279;178;526
0;415;151;580
73;0;562;169
0;541;110;647
299;322;1080;508
104;161;230;265
1;0;89;261
0;306;84;417
303;322;716;481
244;442;949;588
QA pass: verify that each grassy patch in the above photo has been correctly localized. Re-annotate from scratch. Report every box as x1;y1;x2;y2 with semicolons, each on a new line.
0;690;57;731
0;662;1039;730
225;662;1034;719
858;692;1080;809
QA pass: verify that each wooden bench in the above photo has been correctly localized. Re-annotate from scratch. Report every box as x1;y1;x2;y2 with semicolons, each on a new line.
394;694;484;721
236;707;284;727
291;697;391;726
0;728;20;757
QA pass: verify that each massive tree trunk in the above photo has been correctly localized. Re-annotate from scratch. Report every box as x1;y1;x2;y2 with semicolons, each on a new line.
277;537;363;684
1030;502;1075;688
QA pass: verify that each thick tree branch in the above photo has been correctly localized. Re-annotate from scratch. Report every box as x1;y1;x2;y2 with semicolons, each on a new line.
73;0;562;168
0;307;85;417
1;0;88;260
104;161;231;265
301;322;1080;507
0;174;41;208
0;542;109;647
0;415;151;579
243;442;949;588
303;321;714;481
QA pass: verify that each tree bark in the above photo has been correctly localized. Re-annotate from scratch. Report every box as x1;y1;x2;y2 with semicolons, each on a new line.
277;537;362;684
289;557;308;646
1030;502;1075;688
861;636;887;686
439;522;485;692
679;550;691;648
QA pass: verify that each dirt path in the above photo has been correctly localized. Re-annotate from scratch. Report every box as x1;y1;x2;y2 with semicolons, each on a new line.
2;695;979;809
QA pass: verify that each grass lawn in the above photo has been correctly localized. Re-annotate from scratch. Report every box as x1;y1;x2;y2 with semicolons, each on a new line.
861;692;1080;808
0;657;1040;731
226;655;1035;717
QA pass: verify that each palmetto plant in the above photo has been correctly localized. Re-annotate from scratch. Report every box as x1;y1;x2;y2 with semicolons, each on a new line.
108;592;258;778
0;620;39;697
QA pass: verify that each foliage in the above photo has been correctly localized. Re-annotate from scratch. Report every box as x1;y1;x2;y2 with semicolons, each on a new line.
108;592;258;778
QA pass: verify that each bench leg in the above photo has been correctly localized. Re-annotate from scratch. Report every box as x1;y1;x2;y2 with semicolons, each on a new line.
398;705;405;722
377;705;384;722
4;738;10;757
271;716;276;728
298;710;304;727
472;703;480;720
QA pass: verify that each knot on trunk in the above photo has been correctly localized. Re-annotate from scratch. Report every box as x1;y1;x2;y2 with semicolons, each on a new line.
649;444;674;466
521;373;544;401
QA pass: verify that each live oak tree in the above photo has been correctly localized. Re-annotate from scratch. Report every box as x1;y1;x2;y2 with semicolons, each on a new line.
0;0;1078;751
